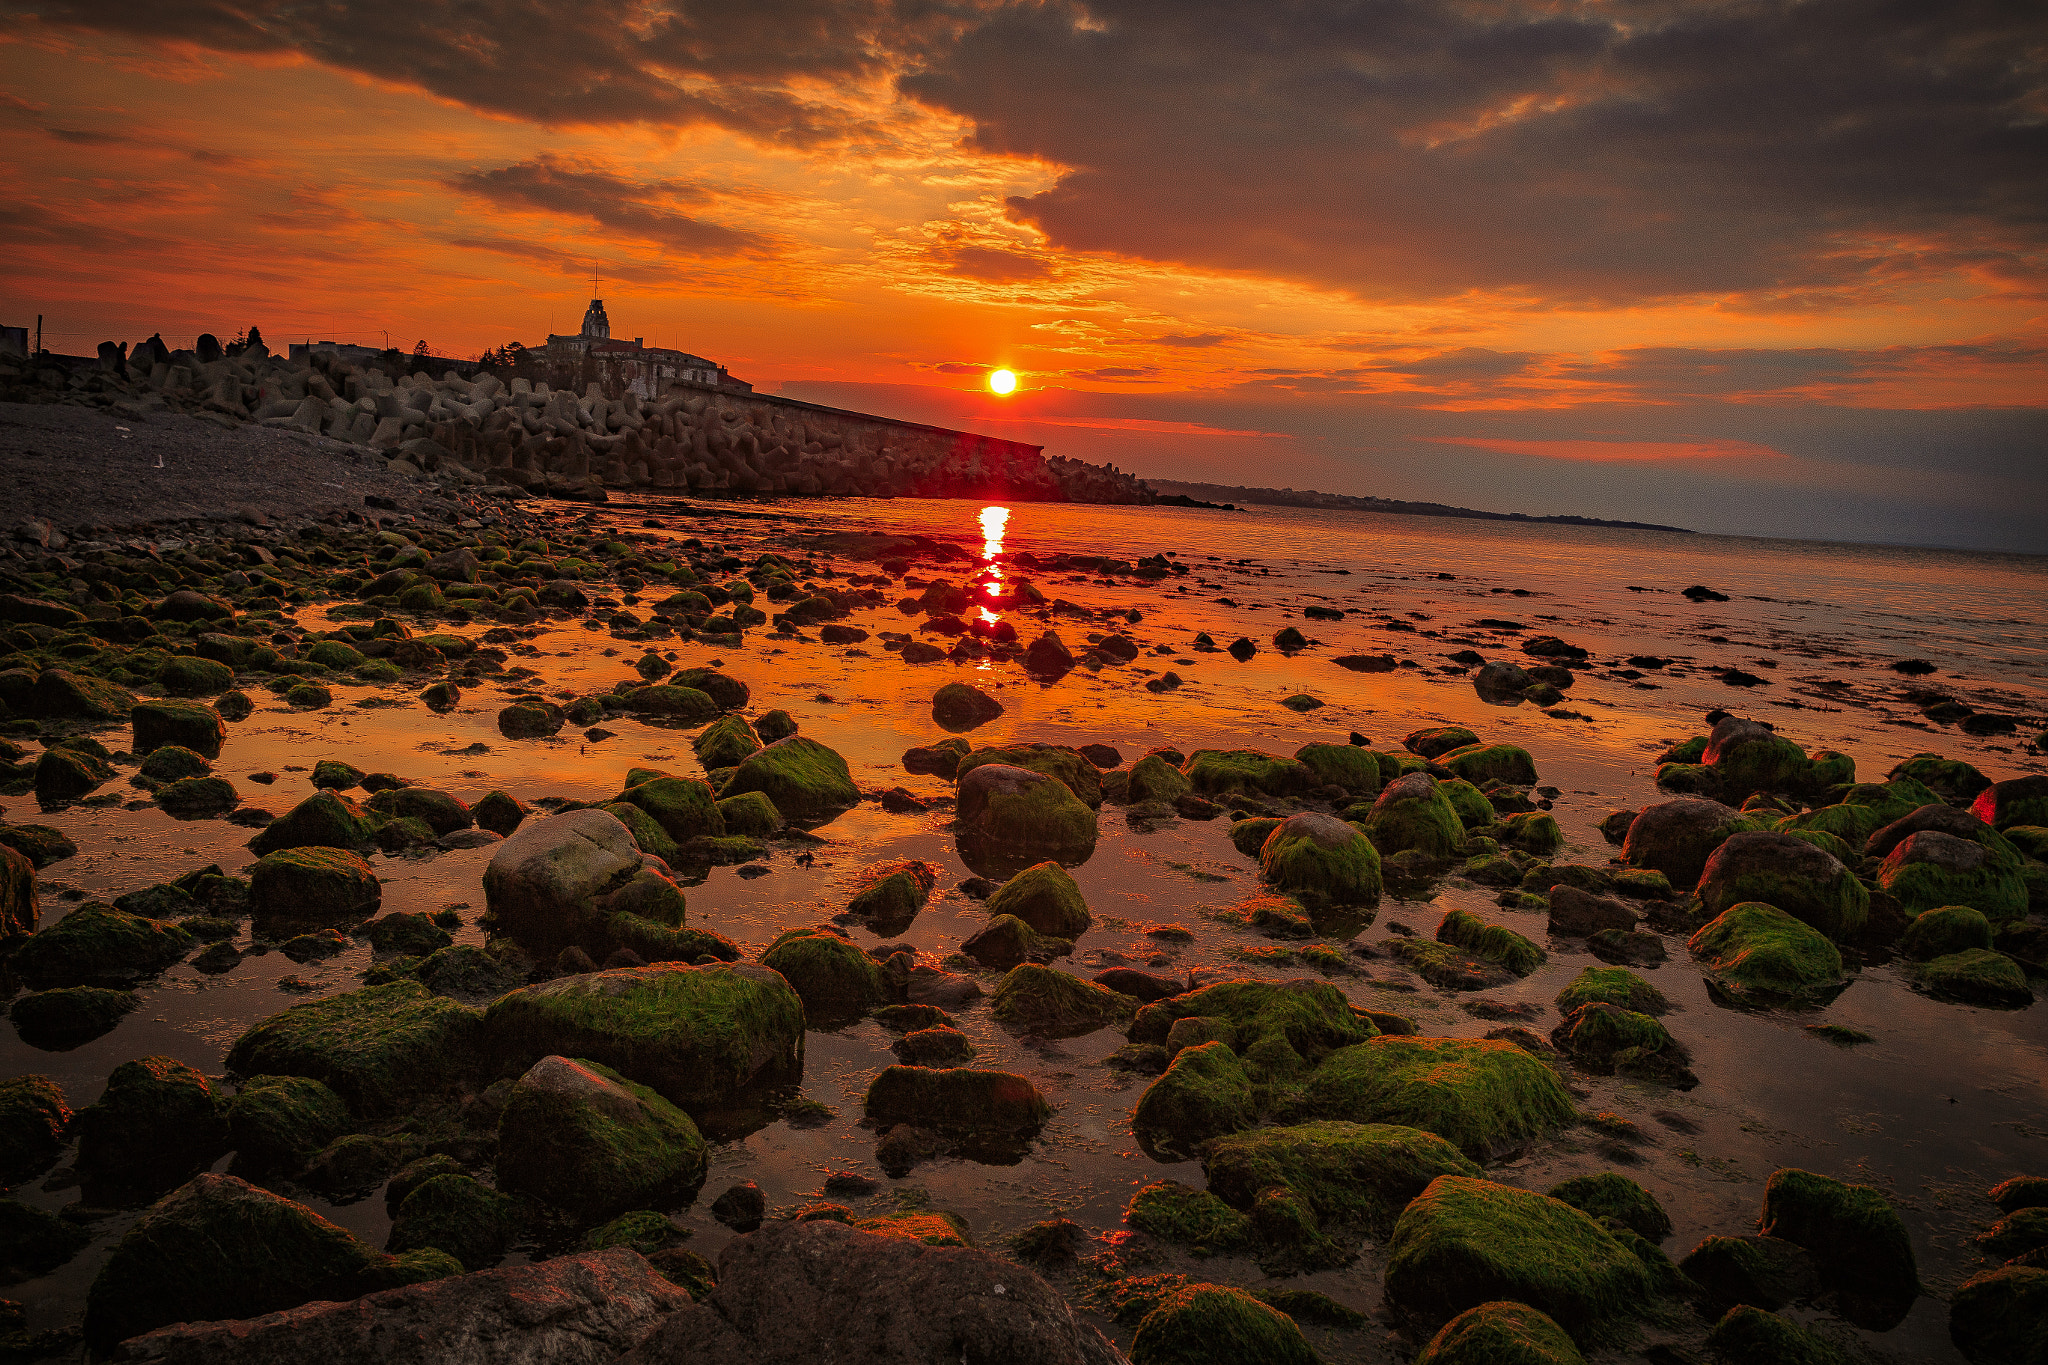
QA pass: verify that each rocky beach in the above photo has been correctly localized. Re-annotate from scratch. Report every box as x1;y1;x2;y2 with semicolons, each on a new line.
0;343;2044;1365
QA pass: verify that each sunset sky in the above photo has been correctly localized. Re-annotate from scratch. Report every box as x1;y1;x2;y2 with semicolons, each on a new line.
4;1;2043;551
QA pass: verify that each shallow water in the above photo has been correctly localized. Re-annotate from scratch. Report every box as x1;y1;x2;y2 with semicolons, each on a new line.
4;495;2045;1362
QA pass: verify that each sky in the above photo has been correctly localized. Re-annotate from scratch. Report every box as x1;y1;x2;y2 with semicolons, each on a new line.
3;1;2044;552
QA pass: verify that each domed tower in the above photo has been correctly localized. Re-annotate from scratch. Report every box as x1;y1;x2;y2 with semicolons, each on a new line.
580;297;611;341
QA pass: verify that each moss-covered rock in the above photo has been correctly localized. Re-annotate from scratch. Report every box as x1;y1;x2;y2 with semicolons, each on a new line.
485;962;804;1115
1704;1305;1849;1365
1386;1175;1655;1338
0;844;32;942
1125;1179;1252;1251
761;925;890;1018
1128;752;1194;805
1878;829;2027;920
249;847;381;930
1974;776;2048;831
1206;1120;1478;1236
1362;772;1467;858
1899;904;1994;961
1496;811;1564;855
1697;832;1869;940
11;902;191;984
721;736;858;822
248;790;377;854
693;714;763;770
1555;967;1668;1016
930;682;1004;731
862;1065;1050;1136
1761;1167;1917;1323
1175;749;1311;802
1415;1301;1586;1365
1551;1003;1696;1086
157;654;234;697
1622;798;1762;891
1132;1042;1256;1160
991;963;1136;1037
1702;718;1810;799
0;1195;90;1283
225;1075;350;1172
153;774;240;816
34;667;136;720
1441;743;1538;787
366;786;472;836
1284;1036;1576;1161
139;744;212;781
0;1075;70;1184
956;763;1098;857
1919;948;2033;1008
84;1173;403;1348
1890;754;1991;801
1688;902;1846;998
1547;1173;1671;1241
495;1055;707;1219
617;773;725;845
33;743;112;799
1436;779;1495;833
1259;812;1382;905
470;789;528;837
1132;979;1372;1085
1293;742;1382;795
227;981;484;1115
75;1055;226;1190
1438;909;1544;976
1949;1265;2048;1365
0;823;73;872
844;860;940;936
620;684;717;722
984;860;1093;938
712;789;780;837
1129;1283;1318;1365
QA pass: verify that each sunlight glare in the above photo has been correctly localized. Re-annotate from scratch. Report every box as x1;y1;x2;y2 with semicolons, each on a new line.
988;369;1017;395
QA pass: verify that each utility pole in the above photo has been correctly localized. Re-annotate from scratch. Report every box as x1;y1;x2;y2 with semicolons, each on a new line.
34;314;42;358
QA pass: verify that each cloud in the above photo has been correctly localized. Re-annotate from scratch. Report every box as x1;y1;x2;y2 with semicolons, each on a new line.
1155;332;1230;347
938;244;1052;281
905;0;2048;305
447;156;772;257
1066;366;1155;379
1429;436;1788;463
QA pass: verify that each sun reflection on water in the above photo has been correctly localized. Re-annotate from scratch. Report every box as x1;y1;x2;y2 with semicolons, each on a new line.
979;505;1009;624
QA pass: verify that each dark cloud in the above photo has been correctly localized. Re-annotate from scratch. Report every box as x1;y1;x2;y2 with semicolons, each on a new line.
448;156;771;257
10;0;945;142
45;126;129;145
906;0;2048;304
1155;332;1230;347
939;244;1052;281
1067;366;1156;379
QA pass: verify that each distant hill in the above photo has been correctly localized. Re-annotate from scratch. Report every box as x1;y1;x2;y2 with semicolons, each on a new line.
1144;479;1693;533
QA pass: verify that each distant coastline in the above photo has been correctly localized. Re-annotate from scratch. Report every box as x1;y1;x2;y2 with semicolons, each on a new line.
1144;479;1694;533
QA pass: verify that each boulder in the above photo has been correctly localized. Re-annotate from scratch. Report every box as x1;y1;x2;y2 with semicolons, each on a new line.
693;715;763;771
956;743;1105;807
481;809;644;951
1130;979;1370;1084
1550;1003;1696;1086
1688;902;1846;998
1259;811;1382;905
248;791;378;854
720;736;858;822
225;1076;351;1172
984;860;1092;937
843;859;939;936
34;667;136;720
1760;1167;1917;1327
0;1075;70;1184
1949;1265;2048;1365
1131;1042;1256;1160
11;902;191;984
1414;1302;1585;1365
249;848;381;930
496;1056;707;1218
1361;772;1466;858
1918;948;2033;1008
132;699;228;758
367;787;473;836
1127;1284;1315;1365
0;844;35;940
75;1055;226;1190
613;1220;1118;1364
1622;798;1759;890
1973;776;2048;831
227;982;484;1115
990;963;1136;1037
956;764;1098;856
1877;829;2027;920
1439;743;1538;787
1179;749;1313;798
1547;1173;1671;1241
1283;1036;1576;1161
1701;1305;1847;1365
484;963;805;1116
85;1174;499;1352
1384;1176;1655;1338
1292;742;1382;795
1204;1120;1479;1235
1555;967;1667;1016
1546;886;1637;937
1678;1234;1820;1311
1697;832;1868;939
1898;904;1994;961
760;926;890;1018
617;775;725;845
863;1066;1050;1137
931;683;1004;730
1702;717;1809;798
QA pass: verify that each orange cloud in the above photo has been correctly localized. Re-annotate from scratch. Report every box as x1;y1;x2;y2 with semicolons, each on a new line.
1427;437;1788;463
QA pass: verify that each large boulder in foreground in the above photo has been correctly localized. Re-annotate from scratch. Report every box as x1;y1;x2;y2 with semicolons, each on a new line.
1384;1175;1656;1339
482;809;643;950
112;1247;688;1365
495;1056;707;1219
249;848;382;931
484;963;804;1118
132;699;226;758
1696;831;1869;940
613;1219;1121;1364
84;1173;429;1349
227;982;484;1116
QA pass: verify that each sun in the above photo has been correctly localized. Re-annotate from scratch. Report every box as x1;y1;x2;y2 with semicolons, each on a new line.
988;368;1017;395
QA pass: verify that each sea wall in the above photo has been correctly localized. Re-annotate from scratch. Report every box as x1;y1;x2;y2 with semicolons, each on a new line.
7;340;1156;505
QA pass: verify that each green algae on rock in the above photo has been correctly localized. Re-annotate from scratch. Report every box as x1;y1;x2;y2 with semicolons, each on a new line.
384;1173;519;1272
1293;741;1382;795
862;1065;1051;1136
1877;829;2028;920
248;790;379;854
0;1076;71;1185
1551;1003;1697;1087
1179;749;1314;800
485;962;804;1116
693;713;763;770
1696;832;1869;940
1361;771;1467;858
990;963;1137;1037
1125;1179;1252;1252
1704;1304;1849;1365
721;735;859;821
617;774;726;844
249;847;382;929
844;859;940;936
1131;978;1373;1085
1555;966;1668;1016
761;925;891;1018
1949;1264;2048;1365
715;789;782;836
1621;797;1762;891
1386;1175;1656;1340
1687;902;1846;999
1414;1301;1586;1365
1917;948;2033;1008
1205;1121;1479;1235
1283;1036;1575;1161
956;763;1098;862
10;902;192;985
1440;743;1539;787
1760;1167;1918;1325
984;860;1093;937
1898;904;1994;961
225;1075;351;1173
1259;811;1383;905
227;980;485;1116
496;1055;707;1220
1546;1173;1672;1241
1437;909;1544;976
957;743;1106;807
75;1055;227;1190
1129;1283;1318;1365
1132;1042;1257;1160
